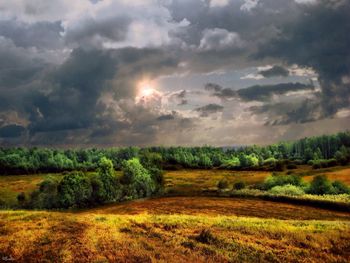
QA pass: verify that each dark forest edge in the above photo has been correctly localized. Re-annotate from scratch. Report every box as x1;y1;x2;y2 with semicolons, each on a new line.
1;131;350;174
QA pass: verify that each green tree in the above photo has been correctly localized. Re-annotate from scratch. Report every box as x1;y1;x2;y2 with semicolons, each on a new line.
94;157;120;203
121;158;155;198
57;172;92;208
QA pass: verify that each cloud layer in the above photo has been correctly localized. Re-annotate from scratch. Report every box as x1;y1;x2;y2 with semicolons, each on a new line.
0;0;349;146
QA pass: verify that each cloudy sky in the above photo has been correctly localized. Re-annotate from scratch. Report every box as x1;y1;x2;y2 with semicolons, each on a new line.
0;0;349;147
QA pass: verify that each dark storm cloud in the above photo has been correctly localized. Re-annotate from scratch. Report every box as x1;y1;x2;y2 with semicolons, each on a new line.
27;46;180;136
205;83;236;98
0;0;348;146
157;112;176;121
258;65;289;78
205;82;314;101
0;20;64;49
64;16;131;47
195;103;224;117
250;99;320;125
27;48;118;133
0;124;26;138
0;37;47;89
256;0;350;118
237;82;314;101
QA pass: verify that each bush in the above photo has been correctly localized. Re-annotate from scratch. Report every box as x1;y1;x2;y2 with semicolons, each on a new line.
286;164;297;169
221;157;240;169
331;180;350;194
148;167;164;193
263;157;277;166
57;172;93;208
307;175;332;195
195;229;218;244
264;174;303;190
269;184;305;196
29;176;59;209
312;159;338;169
17;192;26;205
233;181;246;190
273;161;285;171
217;179;229;190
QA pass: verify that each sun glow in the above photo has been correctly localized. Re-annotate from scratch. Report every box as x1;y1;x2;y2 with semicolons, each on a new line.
137;80;157;99
140;87;155;97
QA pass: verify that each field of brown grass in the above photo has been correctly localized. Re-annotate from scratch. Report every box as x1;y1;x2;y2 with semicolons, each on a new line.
1;168;350;262
1;197;350;262
164;170;270;195
303;168;350;185
0;174;54;206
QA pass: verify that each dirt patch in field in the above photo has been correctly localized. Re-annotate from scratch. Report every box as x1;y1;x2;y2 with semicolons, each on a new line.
83;197;350;221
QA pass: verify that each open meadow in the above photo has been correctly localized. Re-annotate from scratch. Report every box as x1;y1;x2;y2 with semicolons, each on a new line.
1;197;350;262
0;166;350;262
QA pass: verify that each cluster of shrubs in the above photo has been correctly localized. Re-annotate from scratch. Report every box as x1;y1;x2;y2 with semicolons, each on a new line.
217;179;246;191
308;159;338;169
19;157;163;209
262;174;350;196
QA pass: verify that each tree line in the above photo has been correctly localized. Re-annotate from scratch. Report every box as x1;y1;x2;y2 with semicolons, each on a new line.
1;131;350;174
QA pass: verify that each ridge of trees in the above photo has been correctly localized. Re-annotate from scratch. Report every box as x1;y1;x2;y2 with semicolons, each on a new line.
0;131;349;174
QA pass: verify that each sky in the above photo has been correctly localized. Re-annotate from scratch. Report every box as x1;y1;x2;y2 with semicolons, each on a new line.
0;0;349;147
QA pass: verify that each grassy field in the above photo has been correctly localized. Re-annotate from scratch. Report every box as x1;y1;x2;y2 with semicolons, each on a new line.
1;197;350;262
303;168;350;185
0;174;59;207
164;170;270;195
0;168;350;262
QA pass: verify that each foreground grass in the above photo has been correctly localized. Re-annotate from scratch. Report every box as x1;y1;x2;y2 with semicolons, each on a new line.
1;207;350;263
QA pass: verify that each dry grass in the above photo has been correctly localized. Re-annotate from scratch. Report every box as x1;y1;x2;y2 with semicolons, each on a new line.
0;174;55;206
83;196;350;221
1;204;350;262
1;168;350;262
303;168;350;185
164;170;270;195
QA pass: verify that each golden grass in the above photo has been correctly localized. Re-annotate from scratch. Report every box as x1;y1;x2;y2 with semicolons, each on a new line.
1;205;350;263
0;174;54;206
83;196;350;221
164;170;270;195
303;168;350;185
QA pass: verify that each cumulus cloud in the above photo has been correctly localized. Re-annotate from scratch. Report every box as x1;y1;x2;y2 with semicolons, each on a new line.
205;82;315;101
199;28;243;51
240;0;260;11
